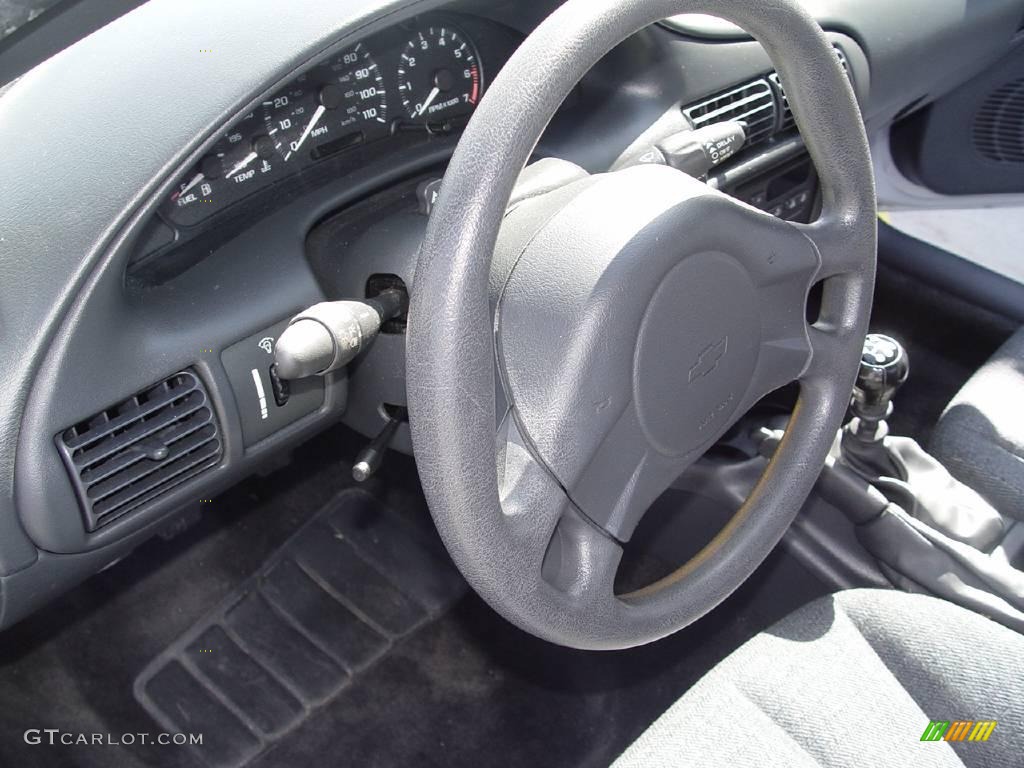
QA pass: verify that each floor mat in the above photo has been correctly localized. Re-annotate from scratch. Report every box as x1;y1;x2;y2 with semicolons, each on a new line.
0;428;828;768
135;488;465;768
245;543;823;768
0;427;373;768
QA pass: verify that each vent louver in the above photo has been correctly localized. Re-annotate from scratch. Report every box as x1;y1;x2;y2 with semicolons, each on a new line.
973;78;1024;164
57;371;222;531
770;48;850;131
683;78;776;146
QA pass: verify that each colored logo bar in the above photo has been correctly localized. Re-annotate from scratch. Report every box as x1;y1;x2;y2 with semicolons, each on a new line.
921;720;997;742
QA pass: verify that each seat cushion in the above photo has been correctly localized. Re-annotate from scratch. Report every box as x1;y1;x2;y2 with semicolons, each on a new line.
930;328;1024;520
613;589;1024;768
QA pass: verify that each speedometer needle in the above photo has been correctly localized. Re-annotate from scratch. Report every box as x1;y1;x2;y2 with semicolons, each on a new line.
415;86;441;118
287;104;326;161
224;151;258;179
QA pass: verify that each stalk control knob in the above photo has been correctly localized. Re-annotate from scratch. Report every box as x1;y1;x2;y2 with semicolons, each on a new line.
274;289;405;380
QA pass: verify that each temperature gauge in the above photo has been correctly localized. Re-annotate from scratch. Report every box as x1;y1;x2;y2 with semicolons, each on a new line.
165;112;278;226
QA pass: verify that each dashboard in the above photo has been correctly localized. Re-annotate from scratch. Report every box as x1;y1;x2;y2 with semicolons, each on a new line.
136;13;519;275
2;0;1023;630
166;18;485;228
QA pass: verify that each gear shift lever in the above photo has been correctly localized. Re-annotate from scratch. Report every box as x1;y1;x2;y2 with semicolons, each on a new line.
848;333;909;443
839;333;1004;551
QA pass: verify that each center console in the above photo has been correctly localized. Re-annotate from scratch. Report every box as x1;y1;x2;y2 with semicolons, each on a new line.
756;335;1024;631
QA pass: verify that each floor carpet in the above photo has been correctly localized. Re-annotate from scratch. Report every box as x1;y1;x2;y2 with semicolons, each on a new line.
0;428;825;768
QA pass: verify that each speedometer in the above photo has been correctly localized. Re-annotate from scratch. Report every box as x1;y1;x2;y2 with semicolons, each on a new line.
327;43;389;141
397;25;481;123
260;46;390;164
261;77;320;163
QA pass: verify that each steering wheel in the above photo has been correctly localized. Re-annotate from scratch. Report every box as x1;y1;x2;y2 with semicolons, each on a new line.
407;0;875;650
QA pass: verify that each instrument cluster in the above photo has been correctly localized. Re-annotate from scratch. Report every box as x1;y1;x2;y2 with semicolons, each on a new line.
162;18;486;229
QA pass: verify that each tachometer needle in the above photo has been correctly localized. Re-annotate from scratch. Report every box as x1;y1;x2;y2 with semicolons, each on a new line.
287;104;326;161
225;151;258;179
172;172;205;201
415;86;441;118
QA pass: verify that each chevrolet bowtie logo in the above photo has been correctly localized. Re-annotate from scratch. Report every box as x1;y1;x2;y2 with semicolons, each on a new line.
688;336;728;383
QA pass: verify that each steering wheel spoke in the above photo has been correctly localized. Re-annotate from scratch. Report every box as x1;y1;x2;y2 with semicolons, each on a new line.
496;409;570;536
795;210;876;282
745;333;813;404
801;321;858;386
567;406;693;542
496;409;625;607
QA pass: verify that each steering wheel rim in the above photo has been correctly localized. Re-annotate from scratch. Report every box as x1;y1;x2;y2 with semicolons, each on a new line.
408;0;876;650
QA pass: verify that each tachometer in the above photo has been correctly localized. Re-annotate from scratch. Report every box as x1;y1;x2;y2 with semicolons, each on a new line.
397;25;481;123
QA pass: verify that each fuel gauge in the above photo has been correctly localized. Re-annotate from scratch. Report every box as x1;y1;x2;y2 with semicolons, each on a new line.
165;112;279;227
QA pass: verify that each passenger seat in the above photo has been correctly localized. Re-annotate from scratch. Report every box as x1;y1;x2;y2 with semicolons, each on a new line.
931;327;1024;521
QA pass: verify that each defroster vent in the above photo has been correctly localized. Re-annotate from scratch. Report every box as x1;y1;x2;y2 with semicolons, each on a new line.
683;78;776;147
57;371;223;531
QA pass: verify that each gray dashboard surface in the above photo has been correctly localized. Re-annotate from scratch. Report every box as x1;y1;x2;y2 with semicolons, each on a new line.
0;0;448;579
668;0;1024;130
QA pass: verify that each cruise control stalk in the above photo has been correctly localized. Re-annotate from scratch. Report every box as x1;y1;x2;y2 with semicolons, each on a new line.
617;120;747;177
656;121;746;177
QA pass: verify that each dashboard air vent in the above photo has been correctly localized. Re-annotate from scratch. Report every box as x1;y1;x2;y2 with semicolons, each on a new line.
683;78;776;146
771;48;850;131
973;78;1024;164
57;371;222;531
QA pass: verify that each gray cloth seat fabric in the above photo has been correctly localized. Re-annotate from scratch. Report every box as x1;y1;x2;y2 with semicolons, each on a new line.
613;589;1024;768
930;328;1024;521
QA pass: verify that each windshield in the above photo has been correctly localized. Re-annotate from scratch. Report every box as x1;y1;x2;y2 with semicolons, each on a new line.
0;0;63;42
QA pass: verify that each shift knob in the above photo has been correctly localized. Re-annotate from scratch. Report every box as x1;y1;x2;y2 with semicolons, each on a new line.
851;333;909;424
